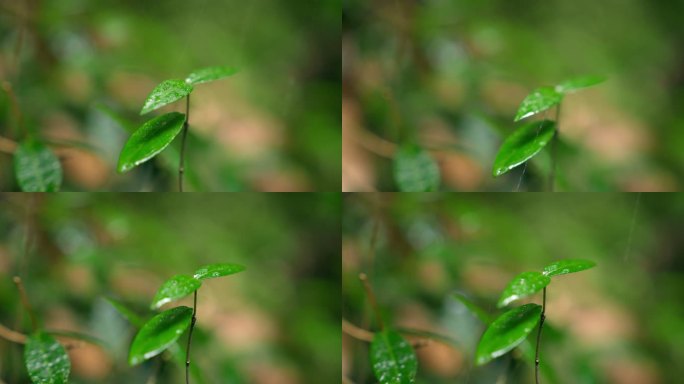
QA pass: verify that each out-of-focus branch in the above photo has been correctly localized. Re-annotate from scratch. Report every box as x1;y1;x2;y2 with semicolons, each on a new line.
342;318;430;349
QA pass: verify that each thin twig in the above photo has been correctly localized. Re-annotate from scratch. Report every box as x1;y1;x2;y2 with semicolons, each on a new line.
178;94;190;192
359;273;383;331
13;276;37;332
341;319;431;349
1;81;25;136
185;290;198;384
0;322;86;350
535;287;547;384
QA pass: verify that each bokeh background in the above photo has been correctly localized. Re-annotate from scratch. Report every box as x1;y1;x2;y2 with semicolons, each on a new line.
1;0;341;191
343;0;684;191
0;193;341;383
343;193;684;383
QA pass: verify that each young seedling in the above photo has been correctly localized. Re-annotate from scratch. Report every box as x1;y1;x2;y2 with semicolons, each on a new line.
358;273;418;384
0;277;102;383
492;76;606;191
117;66;238;191
127;263;244;384
475;259;596;383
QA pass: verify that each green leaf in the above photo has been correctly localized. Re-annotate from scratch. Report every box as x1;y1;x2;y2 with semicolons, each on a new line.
128;306;193;366
475;304;542;365
497;271;550;308
555;75;606;94
514;87;563;121
492;120;556;177
150;274;201;310
542;259;596;277
106;297;145;328
117;112;186;173
452;293;490;323
193;263;245;281
393;144;440;192
185;66;238;85
370;329;417;384
13;140;62;192
140;79;193;115
24;332;70;384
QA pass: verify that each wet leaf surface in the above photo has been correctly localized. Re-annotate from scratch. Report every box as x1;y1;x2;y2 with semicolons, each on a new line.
185;66;238;85
129;306;193;365
492;120;556;177
476;303;542;365
543;259;596;277
140;79;193;115
497;271;550;308
117;112;186;173
150;274;201;309
24;332;70;384
370;329;417;384
14;140;62;192
193;263;245;281
514;87;563;121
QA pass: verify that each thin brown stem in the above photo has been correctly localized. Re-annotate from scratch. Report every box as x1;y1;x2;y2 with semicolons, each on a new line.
535;287;547;384
0;322;85;349
1;81;25;137
359;273;383;331
185;290;197;384
341;319;430;349
178;94;190;192
13;276;37;332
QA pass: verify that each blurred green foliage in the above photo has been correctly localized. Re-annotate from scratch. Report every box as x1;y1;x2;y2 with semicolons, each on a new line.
343;193;684;383
343;0;684;191
1;0;341;191
0;193;341;383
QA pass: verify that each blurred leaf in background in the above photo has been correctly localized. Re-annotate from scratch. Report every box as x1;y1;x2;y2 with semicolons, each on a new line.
343;193;684;383
343;0;684;191
0;192;341;383
1;0;341;191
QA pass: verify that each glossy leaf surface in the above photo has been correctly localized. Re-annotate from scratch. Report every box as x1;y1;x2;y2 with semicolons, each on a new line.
140;79;193;115
193;263;245;281
370;330;417;384
24;332;70;384
492;120;556;177
117;112;186;173
129;306;193;365
476;304;542;365
185;66;238;85
14;141;62;192
555;75;606;94
393;144;440;192
543;259;596;277
497;271;550;308
150;274;201;309
514;87;563;121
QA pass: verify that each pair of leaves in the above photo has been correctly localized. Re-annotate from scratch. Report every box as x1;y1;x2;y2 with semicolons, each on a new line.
14;140;62;191
128;263;245;366
497;259;597;308
493;75;605;177
117;66;237;173
393;144;440;192
475;259;596;366
370;330;418;384
514;75;606;122
24;332;70;383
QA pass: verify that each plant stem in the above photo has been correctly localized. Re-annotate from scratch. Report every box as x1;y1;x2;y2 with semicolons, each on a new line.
535;287;547;384
185;290;197;384
13;276;37;332
548;104;561;191
178;94;190;192
359;273;384;331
